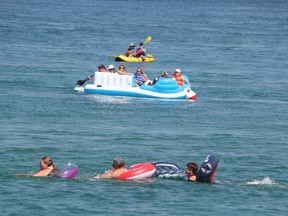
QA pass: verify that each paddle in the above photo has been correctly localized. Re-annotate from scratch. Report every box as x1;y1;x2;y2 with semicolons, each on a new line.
76;74;94;86
107;36;152;58
143;36;152;45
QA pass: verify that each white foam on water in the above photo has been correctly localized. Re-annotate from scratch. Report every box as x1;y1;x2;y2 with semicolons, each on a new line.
246;177;274;185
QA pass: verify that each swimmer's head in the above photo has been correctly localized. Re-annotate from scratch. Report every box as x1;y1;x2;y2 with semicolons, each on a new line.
112;157;125;168
41;156;53;167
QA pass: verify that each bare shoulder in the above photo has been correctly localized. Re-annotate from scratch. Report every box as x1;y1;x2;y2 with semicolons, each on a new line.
94;169;113;179
112;167;129;178
188;175;197;182
32;168;51;177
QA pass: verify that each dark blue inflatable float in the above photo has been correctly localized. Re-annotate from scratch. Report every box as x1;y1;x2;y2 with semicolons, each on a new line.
152;154;219;183
197;154;218;183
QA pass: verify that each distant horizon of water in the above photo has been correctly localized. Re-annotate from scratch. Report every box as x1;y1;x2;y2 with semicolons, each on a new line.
0;0;287;215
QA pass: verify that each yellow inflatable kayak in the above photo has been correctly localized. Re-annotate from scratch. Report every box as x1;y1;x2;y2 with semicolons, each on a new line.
114;54;154;62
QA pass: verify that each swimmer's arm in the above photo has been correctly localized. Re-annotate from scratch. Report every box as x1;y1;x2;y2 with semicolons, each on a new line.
183;77;190;84
94;170;113;179
15;173;31;176
32;169;50;177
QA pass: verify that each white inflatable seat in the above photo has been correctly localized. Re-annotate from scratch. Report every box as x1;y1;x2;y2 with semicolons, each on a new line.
94;72;133;88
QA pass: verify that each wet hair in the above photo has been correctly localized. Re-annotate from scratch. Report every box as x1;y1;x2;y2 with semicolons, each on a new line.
42;156;58;173
112;157;125;168
42;156;53;166
186;162;199;177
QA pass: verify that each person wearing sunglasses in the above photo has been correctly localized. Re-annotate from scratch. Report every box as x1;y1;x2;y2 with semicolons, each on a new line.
134;68;148;86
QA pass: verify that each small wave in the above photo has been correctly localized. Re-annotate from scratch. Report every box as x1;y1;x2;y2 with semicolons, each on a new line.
246;177;274;185
90;95;133;104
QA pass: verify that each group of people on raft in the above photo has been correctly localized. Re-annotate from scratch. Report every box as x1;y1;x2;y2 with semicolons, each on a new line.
87;64;191;87
125;42;146;61
31;156;199;182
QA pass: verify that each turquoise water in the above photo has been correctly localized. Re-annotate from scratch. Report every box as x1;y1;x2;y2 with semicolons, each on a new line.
1;0;287;215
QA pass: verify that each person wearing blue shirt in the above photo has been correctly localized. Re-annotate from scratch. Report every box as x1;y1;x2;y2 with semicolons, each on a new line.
134;68;148;86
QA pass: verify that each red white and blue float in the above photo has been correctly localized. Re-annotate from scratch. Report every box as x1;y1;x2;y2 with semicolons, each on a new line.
74;72;196;100
152;154;219;183
117;162;156;180
197;154;219;183
50;162;79;179
152;161;187;180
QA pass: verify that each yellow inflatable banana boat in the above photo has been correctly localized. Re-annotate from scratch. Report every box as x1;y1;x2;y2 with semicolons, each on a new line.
114;54;154;62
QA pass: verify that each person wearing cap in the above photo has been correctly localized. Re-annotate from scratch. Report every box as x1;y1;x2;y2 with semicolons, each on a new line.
125;43;136;57
171;69;190;86
87;64;107;80
152;71;169;85
107;64;116;73
94;157;129;179
98;64;108;72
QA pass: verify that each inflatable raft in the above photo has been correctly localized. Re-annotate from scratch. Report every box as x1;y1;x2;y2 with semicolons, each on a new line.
114;54;154;62
74;72;196;100
152;154;219;183
118;162;156;180
50;162;79;179
152;162;187;180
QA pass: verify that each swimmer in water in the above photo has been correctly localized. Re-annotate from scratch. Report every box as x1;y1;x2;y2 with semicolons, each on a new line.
185;162;199;182
94;157;129;179
32;156;58;177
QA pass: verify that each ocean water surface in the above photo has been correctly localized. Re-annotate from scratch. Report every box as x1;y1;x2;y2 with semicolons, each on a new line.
0;0;287;215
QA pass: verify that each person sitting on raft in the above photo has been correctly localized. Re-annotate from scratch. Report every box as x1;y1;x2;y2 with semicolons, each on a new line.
135;42;146;57
116;65;132;75
33;156;58;177
185;162;199;182
171;68;190;86
134;68;149;86
88;64;108;80
94;157;129;179
152;71;168;85
125;43;136;57
135;42;146;61
98;64;108;72
107;64;116;73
